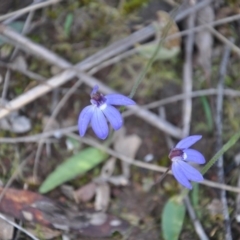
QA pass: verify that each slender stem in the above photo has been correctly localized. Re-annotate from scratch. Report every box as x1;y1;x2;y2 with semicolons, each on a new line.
156;167;171;184
149;167;171;192
129;9;177;99
201;130;240;175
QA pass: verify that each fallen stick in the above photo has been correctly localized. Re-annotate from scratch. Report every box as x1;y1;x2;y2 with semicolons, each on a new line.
0;26;182;137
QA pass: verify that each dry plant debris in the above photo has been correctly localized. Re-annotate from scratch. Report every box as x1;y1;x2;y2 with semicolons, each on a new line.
0;187;129;237
0;0;240;239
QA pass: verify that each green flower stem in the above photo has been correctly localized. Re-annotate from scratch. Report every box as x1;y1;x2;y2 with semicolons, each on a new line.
129;13;175;99
179;130;240;197
201;130;240;175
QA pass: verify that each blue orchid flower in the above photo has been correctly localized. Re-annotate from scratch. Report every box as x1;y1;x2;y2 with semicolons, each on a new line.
169;135;206;189
78;85;136;139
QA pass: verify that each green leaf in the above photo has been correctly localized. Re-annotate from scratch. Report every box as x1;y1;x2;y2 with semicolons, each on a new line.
64;13;73;37
39;147;108;193
191;183;199;208
162;196;186;240
191;183;201;218
200;96;213;131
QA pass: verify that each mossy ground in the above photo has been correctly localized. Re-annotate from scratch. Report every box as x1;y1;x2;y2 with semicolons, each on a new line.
1;0;240;239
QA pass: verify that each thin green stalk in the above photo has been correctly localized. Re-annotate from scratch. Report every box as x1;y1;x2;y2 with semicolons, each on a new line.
129;10;177;99
179;131;240;197
201;130;240;175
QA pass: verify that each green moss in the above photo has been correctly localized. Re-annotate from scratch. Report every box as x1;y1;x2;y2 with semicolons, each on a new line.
106;54;181;99
122;0;150;14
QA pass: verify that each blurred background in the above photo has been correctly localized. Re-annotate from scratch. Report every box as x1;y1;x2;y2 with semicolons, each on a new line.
0;0;240;239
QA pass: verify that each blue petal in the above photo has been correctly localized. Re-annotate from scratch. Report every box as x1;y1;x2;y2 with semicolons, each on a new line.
91;85;99;96
184;149;206;164
175;135;202;149
105;94;136;106
102;105;123;130
178;161;204;182
91;108;108;139
172;162;192;189
78;105;94;137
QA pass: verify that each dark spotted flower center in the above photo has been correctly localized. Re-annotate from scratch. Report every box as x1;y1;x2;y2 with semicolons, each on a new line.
91;92;106;107
168;148;184;160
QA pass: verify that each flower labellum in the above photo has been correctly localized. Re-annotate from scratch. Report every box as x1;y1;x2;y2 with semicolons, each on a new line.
169;135;205;189
78;85;136;139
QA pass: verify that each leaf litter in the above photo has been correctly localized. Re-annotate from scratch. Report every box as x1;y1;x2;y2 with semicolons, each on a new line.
1;0;240;239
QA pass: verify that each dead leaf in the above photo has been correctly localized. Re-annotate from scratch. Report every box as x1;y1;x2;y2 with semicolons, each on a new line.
61;185;74;200
42;116;60;131
25;226;61;240
234;152;240;165
0;187;129;237
114;134;142;178
62;235;70;240
0;107;31;133
236;169;240;222
74;182;96;203
74;158;116;205
112;127;126;142
100;157;116;179
136;11;181;60
95;182;110;212
13;55;27;70
0;214;14;240
207;199;223;216
108;175;129;186
114;134;142;160
79;213;129;237
50;66;62;75
25;176;41;186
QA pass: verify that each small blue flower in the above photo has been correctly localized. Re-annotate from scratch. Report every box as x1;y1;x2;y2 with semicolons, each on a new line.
169;135;205;189
78;85;136;139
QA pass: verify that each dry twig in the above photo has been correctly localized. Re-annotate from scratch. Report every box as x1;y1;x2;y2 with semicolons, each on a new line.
0;61;46;82
0;127;240;193
158;107;174;149
87;13;240;74
184;196;209;240
1;9;35;107
216;42;233;240
0;25;183;138
182;10;195;137
0;213;39;240
67;132;240;194
0;0;63;22
123;88;240;117
33;79;83;177
0;153;34;203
